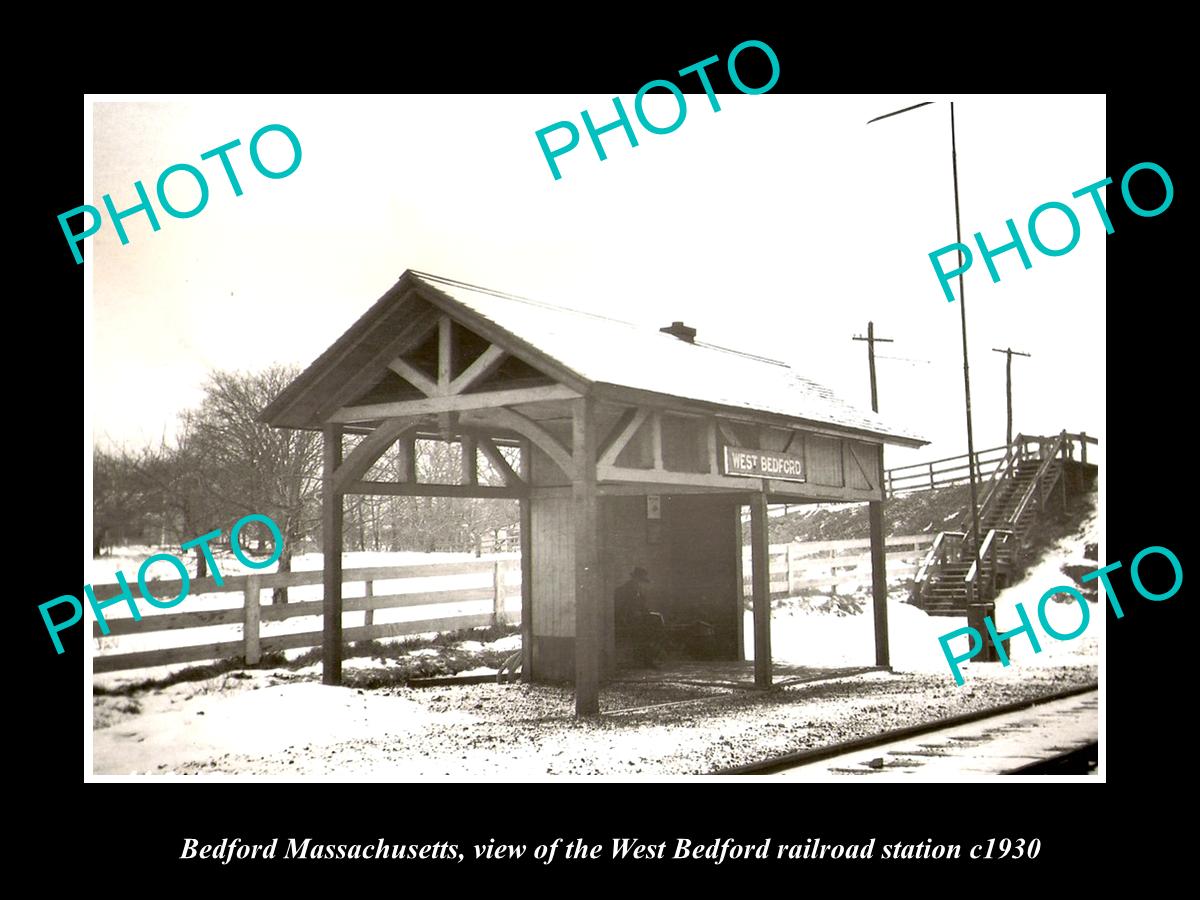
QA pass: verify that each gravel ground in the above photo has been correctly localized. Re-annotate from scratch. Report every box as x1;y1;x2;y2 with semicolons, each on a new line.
146;662;1095;777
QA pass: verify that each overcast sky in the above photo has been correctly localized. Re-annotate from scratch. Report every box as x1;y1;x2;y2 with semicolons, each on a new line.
88;93;1105;471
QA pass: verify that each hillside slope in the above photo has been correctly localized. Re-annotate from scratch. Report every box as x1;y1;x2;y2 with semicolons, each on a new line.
766;486;971;543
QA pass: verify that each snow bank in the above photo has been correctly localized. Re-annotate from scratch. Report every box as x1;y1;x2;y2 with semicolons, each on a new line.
93;680;468;775
743;501;1100;679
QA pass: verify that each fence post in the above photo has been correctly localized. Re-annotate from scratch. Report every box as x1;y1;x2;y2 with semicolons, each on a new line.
364;579;374;630
929;462;936;490
1060;431;1069;512
493;561;503;626
243;574;261;665
989;540;997;599
1080;432;1088;465
786;544;795;596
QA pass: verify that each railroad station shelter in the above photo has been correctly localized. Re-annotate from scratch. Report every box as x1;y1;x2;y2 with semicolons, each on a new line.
261;271;926;715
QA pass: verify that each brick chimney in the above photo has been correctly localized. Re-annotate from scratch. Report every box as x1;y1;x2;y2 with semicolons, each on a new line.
660;321;697;344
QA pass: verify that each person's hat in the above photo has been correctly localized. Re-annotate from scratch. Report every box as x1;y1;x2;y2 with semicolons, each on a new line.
631;567;649;582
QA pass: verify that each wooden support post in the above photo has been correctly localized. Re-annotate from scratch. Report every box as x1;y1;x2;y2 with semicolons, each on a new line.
519;441;533;683
573;397;601;716
243;574;261;665
492;560;503;626
1060;431;1069;512
785;543;795;596
1080;432;1088;465
929;462;936;490
363;580;374;629
437;315;453;390
750;491;772;689
868;499;889;668
399;433;416;482
733;501;745;662
706;419;719;475
322;423;345;686
462;435;478;486
650;411;664;471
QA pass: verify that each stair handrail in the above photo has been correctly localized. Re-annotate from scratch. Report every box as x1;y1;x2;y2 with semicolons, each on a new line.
968;526;1013;596
966;527;1010;603
954;436;1020;534
964;529;995;584
1037;431;1069;507
914;532;948;588
913;531;963;605
1009;432;1066;529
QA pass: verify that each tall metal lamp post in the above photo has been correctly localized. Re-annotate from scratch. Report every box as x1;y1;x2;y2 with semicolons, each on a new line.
867;99;983;582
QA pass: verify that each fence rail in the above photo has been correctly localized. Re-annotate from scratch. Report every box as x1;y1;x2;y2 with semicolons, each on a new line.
94;531;942;673
742;534;934;599
884;432;1097;497
91;557;521;674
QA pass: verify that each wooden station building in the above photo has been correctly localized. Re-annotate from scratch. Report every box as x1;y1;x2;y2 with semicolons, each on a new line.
261;271;926;715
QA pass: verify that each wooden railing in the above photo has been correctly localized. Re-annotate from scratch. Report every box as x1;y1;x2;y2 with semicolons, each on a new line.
964;528;1014;605
886;431;1097;499
741;534;934;600
1008;432;1068;538
965;449;1018;533
885;444;1010;497
912;532;964;606
910;429;1099;612
90;557;521;674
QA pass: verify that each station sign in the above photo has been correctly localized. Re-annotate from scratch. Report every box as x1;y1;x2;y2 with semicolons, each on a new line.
722;446;806;482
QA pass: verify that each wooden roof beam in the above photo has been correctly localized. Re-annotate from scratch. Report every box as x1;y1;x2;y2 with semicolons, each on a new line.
477;435;524;486
331;419;420;495
449;344;507;395
462;407;575;481
329;384;580;423
387;356;438;397
597;406;649;469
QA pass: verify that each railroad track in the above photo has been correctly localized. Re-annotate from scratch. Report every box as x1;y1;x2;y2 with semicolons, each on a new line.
715;683;1098;777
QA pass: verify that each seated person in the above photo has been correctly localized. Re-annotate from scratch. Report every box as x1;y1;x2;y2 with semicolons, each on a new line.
614;566;665;668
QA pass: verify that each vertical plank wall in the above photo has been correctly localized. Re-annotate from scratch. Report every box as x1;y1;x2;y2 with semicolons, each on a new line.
530;493;575;679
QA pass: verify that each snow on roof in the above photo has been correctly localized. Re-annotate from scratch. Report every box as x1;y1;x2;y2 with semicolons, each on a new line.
411;272;925;446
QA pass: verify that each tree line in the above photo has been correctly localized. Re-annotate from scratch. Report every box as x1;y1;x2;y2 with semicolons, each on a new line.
94;365;520;602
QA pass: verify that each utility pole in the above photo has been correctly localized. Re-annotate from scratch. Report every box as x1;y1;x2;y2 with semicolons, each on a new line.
867;99;982;579
852;321;894;413
853;322;894;668
992;347;1031;453
949;102;983;577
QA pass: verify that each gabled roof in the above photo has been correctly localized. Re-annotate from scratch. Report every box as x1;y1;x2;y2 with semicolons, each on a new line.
261;270;926;447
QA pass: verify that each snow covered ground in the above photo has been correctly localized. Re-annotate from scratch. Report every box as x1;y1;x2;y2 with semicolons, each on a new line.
92;507;1098;777
93;664;1096;777
751;500;1101;680
90;548;520;685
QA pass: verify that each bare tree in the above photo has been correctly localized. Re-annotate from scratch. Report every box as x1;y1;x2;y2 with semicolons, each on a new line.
189;366;322;602
93;445;148;556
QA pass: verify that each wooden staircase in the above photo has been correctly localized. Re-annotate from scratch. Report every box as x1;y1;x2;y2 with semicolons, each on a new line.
911;431;1097;616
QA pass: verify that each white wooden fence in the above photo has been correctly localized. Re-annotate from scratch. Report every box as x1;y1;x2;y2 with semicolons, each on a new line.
742;535;934;599
89;557;521;674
